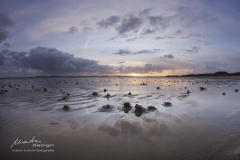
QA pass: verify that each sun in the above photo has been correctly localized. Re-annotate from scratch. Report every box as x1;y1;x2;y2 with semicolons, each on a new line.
131;73;141;76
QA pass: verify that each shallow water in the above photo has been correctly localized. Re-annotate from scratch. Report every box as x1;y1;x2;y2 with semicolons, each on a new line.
0;77;240;160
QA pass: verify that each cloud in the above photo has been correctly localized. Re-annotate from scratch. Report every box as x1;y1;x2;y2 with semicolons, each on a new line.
184;46;200;53
118;61;125;64
64;26;78;34
88;7;217;40
113;49;160;56
82;37;94;50
2;42;10;49
205;65;219;72
79;20;93;31
161;54;174;59
141;29;156;35
97;15;120;28
148;15;169;30
0;47;113;76
0;13;14;43
116;16;142;35
175;30;183;35
155;36;173;40
138;8;152;17
181;33;206;39
119;63;167;74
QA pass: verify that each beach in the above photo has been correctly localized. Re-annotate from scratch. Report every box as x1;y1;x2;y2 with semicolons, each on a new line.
1;76;240;160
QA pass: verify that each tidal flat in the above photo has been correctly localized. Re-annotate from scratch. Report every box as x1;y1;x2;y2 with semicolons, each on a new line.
0;76;240;160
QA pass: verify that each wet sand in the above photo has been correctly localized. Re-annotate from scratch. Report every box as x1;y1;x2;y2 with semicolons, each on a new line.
0;77;240;160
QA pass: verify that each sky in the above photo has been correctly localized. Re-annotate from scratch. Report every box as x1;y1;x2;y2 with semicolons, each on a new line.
0;0;240;77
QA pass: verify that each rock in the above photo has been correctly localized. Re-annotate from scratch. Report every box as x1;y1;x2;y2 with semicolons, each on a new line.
222;93;226;96
199;87;206;91
140;83;147;85
163;101;172;107
43;88;47;92
92;92;98;96
105;94;110;98
123;102;132;109
32;86;34;88
187;90;191;94
58;96;68;101
135;112;143;117
67;93;70;96
98;104;114;111
234;89;239;92
63;105;70;110
135;104;146;112
128;92;131;95
157;87;160;90
147;106;157;111
104;89;107;92
102;104;114;109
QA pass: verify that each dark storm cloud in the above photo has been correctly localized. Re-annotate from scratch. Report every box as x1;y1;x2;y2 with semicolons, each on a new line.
160;54;174;59
0;47;113;75
64;26;78;34
97;15;120;28
0;13;14;43
184;46;200;53
113;49;160;56
116;16;143;35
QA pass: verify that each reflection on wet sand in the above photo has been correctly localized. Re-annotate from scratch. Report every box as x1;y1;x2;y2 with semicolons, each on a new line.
0;77;240;159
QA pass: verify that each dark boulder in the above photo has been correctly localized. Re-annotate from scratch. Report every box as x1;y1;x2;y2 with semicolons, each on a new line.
135;104;146;112
199;87;206;91
63;105;70;110
163;101;172;107
147;106;157;111
123;102;132;109
92;92;98;96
